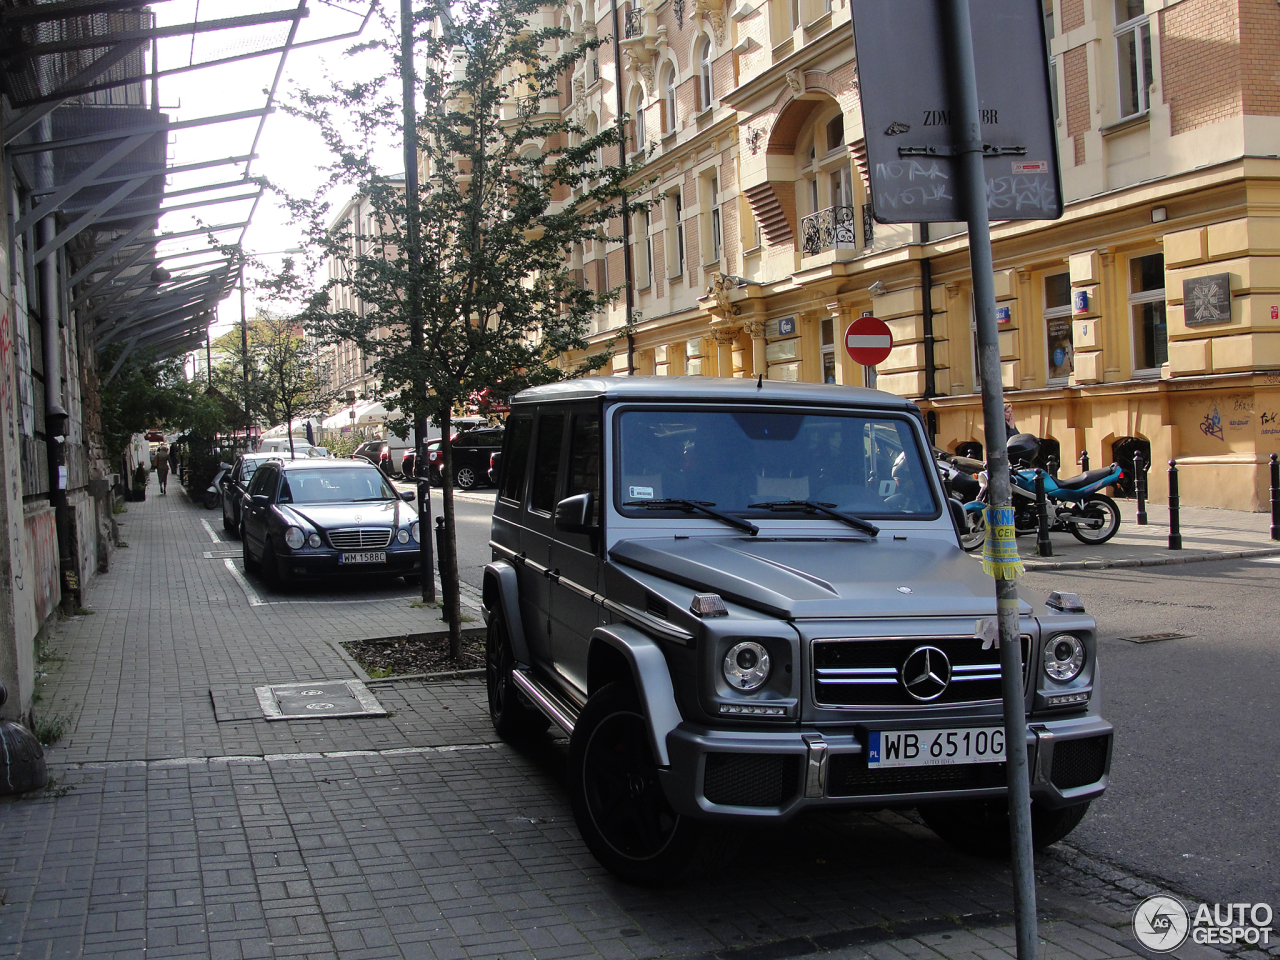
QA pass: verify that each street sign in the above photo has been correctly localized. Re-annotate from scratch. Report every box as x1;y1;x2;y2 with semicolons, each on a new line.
844;315;893;365
850;0;1062;223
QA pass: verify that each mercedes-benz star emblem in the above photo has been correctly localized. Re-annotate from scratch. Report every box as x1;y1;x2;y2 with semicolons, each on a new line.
901;645;951;701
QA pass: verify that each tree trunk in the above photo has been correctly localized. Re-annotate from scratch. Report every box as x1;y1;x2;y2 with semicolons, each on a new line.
438;406;464;658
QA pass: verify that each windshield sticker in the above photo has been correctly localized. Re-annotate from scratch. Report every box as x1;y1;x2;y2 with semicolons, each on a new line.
629;485;654;500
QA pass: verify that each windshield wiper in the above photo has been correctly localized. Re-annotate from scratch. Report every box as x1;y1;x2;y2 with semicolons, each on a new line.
623;498;759;535
751;500;880;536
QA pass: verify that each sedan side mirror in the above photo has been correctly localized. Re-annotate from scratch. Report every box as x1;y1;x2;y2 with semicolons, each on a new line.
251;494;270;507
554;492;597;533
399;489;415;502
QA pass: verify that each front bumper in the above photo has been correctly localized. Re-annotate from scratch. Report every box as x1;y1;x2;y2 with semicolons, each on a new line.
276;547;422;580
659;713;1112;821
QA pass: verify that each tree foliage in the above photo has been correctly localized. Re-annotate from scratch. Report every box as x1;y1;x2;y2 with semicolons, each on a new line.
98;346;229;465
278;0;644;649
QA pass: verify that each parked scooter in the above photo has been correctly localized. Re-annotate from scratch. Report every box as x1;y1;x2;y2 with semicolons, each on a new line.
203;462;231;510
953;434;1123;550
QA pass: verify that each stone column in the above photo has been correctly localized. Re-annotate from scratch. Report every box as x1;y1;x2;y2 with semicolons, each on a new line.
744;320;767;378
712;328;739;378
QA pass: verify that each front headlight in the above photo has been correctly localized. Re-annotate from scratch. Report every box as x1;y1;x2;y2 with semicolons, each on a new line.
411;521;420;543
1044;633;1085;682
284;526;305;550
307;533;322;548
723;641;771;691
397;528;410;544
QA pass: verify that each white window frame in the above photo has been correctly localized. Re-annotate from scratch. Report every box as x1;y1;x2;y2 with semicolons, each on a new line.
709;176;722;263
1043;272;1074;386
634;93;646;152
1128;253;1167;377
1114;2;1153;120
669;190;685;278
698;38;713;110
664;66;677;133
643;208;654;287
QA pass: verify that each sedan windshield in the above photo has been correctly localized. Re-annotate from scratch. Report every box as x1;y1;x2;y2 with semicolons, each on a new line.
616;408;937;520
278;468;396;504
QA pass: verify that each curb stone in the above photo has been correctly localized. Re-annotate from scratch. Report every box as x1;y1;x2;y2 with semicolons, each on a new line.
1023;545;1280;572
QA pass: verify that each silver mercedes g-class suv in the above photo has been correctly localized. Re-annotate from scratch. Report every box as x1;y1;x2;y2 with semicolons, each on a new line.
482;377;1111;883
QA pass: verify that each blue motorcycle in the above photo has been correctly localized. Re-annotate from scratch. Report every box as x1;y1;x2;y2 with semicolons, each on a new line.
958;434;1123;548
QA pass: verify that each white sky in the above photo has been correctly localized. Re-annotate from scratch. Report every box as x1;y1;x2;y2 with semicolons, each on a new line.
152;0;405;341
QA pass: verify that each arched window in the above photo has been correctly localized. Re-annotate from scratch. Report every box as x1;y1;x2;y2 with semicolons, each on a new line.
698;37;713;110
664;65;677;133
631;88;646;153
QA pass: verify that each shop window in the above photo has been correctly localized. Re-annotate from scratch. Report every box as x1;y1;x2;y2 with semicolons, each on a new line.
1129;253;1166;374
1044;272;1074;383
1115;0;1153;119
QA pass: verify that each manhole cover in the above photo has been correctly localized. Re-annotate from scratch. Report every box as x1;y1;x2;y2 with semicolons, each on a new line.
1120;632;1191;644
255;680;387;720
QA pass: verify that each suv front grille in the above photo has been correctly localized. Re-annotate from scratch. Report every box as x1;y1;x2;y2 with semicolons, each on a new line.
328;528;393;550
703;753;800;807
813;635;1030;708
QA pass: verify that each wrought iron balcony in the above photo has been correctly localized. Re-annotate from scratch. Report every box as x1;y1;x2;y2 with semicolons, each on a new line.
515;95;539;117
801;204;858;256
624;6;644;38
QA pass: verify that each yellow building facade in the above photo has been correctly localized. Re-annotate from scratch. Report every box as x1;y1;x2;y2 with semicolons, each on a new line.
559;0;1280;509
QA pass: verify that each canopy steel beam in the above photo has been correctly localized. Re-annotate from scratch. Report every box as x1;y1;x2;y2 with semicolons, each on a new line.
2;41;146;143
33;153;254;199
33;177;149;265
7;107;270;156
69;242;155;313
56;176;252;218
14;133;155;234
1;1;175;25
101;334;141;385
87;188;261;229
92;266;229;330
6;9;308;63
100;290;225;348
68;219;247;281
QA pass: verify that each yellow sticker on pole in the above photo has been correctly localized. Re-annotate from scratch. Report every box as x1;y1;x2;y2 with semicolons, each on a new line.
982;505;1024;579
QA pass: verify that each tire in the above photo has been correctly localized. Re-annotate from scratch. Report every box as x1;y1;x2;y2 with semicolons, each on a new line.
1067;493;1121;545
960;506;986;552
918;799;1091;858
454;465;478;490
485;608;550;740
569;682;711;885
260;539;281;588
241;528;259;574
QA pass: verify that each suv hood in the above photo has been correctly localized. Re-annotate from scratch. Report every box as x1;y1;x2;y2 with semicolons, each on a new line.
609;535;1027;619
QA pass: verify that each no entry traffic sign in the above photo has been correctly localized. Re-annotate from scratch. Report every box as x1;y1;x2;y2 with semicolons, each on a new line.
844;316;893;365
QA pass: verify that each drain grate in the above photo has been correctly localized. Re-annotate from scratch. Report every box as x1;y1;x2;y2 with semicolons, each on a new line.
1120;632;1191;644
255;680;387;720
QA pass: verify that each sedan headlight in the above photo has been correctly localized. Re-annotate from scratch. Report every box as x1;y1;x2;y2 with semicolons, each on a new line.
1044;634;1085;682
284;526;305;550
397;529;410;543
307;533;322;548
411;521;420;543
723;641;771;691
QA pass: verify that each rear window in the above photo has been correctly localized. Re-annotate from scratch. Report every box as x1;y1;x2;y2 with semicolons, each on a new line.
500;416;533;502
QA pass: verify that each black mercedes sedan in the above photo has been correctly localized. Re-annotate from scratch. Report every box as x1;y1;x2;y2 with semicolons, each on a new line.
240;458;422;587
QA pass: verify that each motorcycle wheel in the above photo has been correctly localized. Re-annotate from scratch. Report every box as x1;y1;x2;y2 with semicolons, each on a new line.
960;507;986;552
1068;493;1121;545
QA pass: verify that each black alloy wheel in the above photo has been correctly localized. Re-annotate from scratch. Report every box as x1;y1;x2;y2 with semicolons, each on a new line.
485;607;549;740
569;682;709;885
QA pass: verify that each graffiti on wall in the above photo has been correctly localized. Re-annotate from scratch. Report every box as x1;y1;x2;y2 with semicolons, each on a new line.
1199;395;1253;441
0;312;13;442
26;510;59;623
1200;407;1223;440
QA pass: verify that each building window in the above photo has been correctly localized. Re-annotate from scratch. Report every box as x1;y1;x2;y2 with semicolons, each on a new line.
1044;272;1074;382
634;92;646;152
698;37;713;110
1115;0;1152;119
825;114;843;153
670;190;685;277
821;316;836;383
1129;253;1167;374
644;209;654;286
664;66;677;133
709;176;722;262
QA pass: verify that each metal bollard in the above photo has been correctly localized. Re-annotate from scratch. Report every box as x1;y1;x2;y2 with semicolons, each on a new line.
1134;451;1148;526
435;515;447;582
1271;454;1279;541
1035;469;1053;557
1168;459;1182;550
1078;450;1090;472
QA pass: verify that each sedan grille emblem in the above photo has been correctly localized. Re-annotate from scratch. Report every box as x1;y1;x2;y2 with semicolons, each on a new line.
900;645;951;701
355;515;361;524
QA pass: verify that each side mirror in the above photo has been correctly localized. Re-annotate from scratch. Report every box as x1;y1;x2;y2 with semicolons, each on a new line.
947;496;967;539
251;494;270;507
554;492;597;533
220;462;232;470
399;489;415;502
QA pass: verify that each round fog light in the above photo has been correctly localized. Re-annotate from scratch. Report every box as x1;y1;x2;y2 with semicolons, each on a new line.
1044;634;1085;682
307;533;322;548
723;641;771;691
397;529;410;543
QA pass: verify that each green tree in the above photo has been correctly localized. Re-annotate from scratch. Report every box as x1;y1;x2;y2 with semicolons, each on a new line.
281;0;641;653
98;346;228;468
212;311;340;456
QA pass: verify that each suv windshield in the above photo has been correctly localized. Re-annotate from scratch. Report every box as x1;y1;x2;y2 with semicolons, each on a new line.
278;467;396;504
616;408;937;519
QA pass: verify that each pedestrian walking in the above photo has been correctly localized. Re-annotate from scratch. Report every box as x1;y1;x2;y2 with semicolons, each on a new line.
156;442;170;495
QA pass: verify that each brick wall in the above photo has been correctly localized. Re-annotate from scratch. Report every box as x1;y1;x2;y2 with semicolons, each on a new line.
677;76;698;127
652;232;666;298
607;247;625;291
1161;0;1243;136
1064;45;1089;165
1061;0;1084;32
1239;0;1280;117
712;53;734;104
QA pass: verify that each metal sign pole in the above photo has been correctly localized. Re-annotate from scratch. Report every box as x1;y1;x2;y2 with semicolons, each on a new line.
941;1;1039;956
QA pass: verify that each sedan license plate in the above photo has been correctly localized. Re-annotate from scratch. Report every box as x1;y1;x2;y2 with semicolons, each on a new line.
867;726;1005;768
339;551;386;565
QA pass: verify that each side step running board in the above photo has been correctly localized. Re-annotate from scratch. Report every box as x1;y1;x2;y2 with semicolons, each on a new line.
511;669;581;735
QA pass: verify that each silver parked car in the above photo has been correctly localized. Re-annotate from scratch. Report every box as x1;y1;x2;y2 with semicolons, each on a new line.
482;377;1112;884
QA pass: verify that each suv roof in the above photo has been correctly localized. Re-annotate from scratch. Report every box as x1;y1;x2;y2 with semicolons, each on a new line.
511;375;918;411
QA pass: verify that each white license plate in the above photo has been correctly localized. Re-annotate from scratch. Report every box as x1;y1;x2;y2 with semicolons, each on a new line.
867;726;1005;768
339;551;386;564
